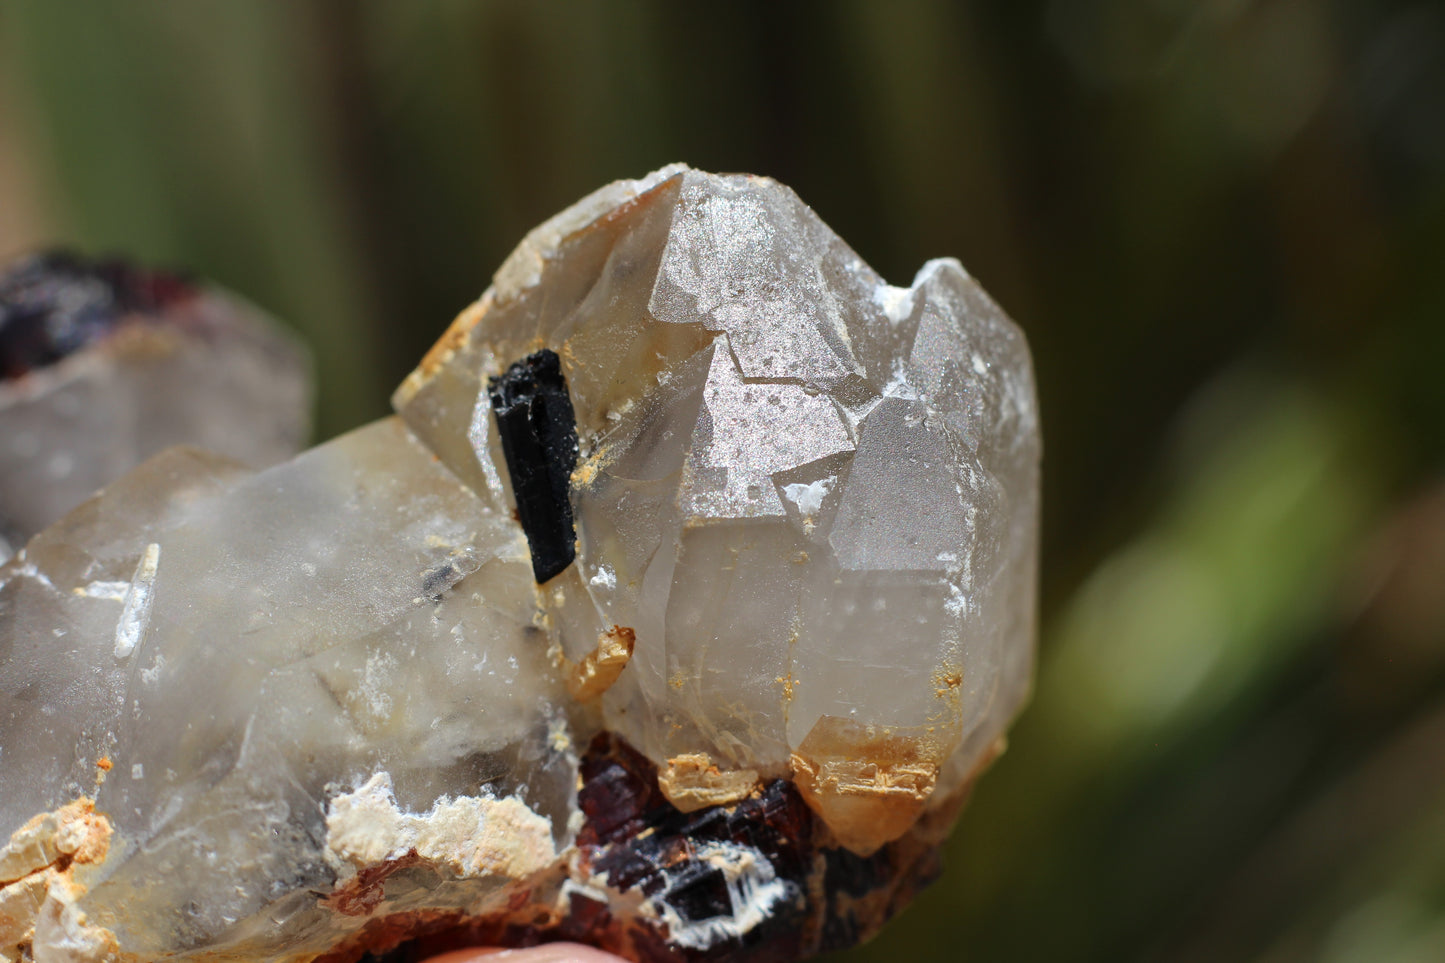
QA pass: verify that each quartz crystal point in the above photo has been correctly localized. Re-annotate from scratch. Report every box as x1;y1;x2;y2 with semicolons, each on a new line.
0;251;311;560
0;166;1039;963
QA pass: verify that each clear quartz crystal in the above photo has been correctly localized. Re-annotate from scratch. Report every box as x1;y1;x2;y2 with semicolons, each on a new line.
0;165;1039;962
0;263;310;555
399;167;1040;829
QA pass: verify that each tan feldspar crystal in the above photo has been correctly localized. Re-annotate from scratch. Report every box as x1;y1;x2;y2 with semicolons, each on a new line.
565;626;636;702
0;165;1039;963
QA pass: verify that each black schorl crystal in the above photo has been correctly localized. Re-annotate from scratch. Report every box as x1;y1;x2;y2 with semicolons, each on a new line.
488;349;580;583
0;249;198;380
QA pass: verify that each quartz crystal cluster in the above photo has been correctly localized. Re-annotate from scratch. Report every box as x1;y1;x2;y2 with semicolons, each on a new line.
0;166;1040;963
0;251;311;560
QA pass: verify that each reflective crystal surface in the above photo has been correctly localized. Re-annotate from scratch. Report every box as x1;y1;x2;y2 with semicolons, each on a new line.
0;166;1039;963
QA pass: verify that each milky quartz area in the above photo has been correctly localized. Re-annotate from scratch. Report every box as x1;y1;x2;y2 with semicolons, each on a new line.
0;165;1039;962
0;276;310;560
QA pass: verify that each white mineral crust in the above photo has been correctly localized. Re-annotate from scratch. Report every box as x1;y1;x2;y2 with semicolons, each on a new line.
0;165;1039;962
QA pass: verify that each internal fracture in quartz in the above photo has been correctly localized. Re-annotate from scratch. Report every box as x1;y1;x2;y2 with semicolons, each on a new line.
0;166;1040;963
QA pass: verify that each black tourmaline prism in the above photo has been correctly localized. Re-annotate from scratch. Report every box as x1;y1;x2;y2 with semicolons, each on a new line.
488;349;580;583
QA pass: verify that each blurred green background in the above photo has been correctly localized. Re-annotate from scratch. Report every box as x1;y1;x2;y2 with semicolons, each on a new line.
2;1;1443;961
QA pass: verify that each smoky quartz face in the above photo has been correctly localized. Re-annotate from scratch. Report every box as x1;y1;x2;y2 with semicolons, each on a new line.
0;166;1039;963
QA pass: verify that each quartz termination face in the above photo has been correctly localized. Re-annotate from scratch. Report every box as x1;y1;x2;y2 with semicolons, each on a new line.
0;167;1039;963
0;250;311;558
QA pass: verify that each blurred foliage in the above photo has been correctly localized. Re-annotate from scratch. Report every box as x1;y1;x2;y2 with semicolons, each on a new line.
0;1;1442;961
